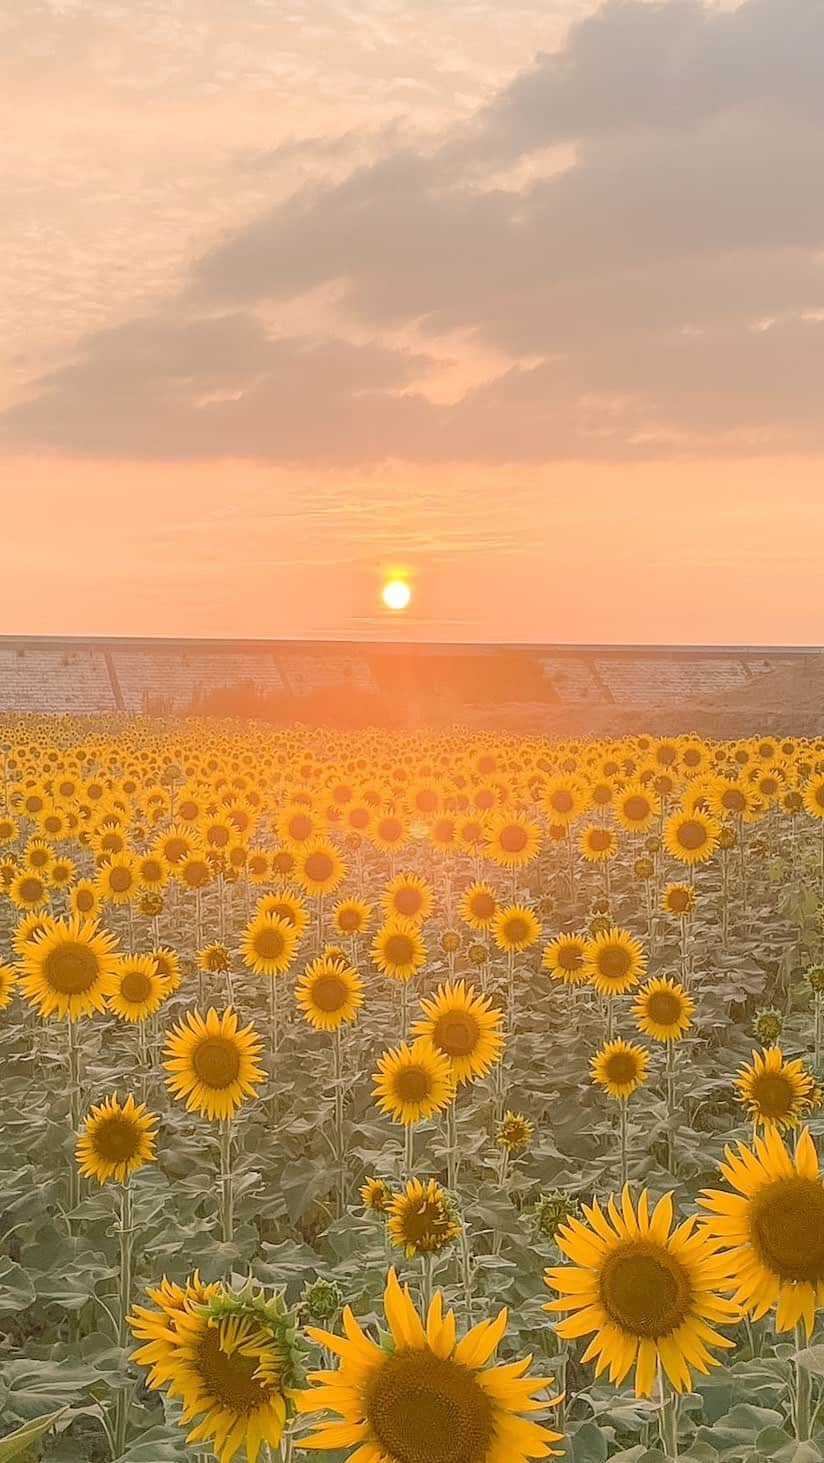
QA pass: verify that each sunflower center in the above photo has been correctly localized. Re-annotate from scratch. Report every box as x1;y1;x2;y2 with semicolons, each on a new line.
255;928;285;960
723;788;747;812
815;786;824;810
624;796;650;822
677;820;707;851
470;892;495;919
108;867;132;892
749;1073;796;1119
19;877;44;902
394;1065;431;1102
499;825;528;853
338;907;361;931
43;941;99;993
598;947;631;981
165;838;187;863
588;829;612;851
599;1242;691;1338
195;1325;267;1414
559;945;583;971
667;888;691;912
395;888;424;917
550;791;574;814
142;860;163;882
646;991;682;1026
385;934;415;966
396;1199;455;1251
604;1051;642;1085
75;889;95;911
365;1349;494;1463
92;1116;141;1164
434;1012;480;1059
750;1177;824;1283
503;917;529;944
416;790;438;813
192;1037;241;1089
121;970;153;1004
304;851;334;883
311;974;349;1012
378;819;403;843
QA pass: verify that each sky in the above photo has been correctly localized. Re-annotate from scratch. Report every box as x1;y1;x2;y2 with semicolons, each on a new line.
2;0;823;646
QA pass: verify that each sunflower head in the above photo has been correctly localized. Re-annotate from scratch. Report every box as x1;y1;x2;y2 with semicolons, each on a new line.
496;1110;534;1153
591;1038;649;1099
241;912;298;976
662;882;695;917
412;979;504;1085
735;1047;818;1131
753;1006;784;1047
360;1176;395;1214
632;976;694;1043
371;918;427;982
583;927;646;997
533;1190;580;1244
372;1038;456;1126
300;1277;344;1324
109;954;167;1023
492;903;541;954
296;955;364;1032
19;914;119;1021
164;1007;265;1120
76;1093;158;1184
387;1177;462;1259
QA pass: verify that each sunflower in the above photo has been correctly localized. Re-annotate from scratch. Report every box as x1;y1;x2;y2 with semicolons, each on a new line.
256;891;310;938
11;910;55;956
165;1007;265;1120
361;1176;394;1214
25;837;55;872
412;980;504;1085
734;1046;818;1131
492;904;542;954
483;811;542;869
136;852;169;889
582;928;646;997
387;1178;462;1258
76;1093;158;1184
497;1111;534;1153
296;955;364;1031
541;933;588;987
803;776;824;820
381;872;433;925
152;945;183;995
332;898;373;937
130;1278;298;1463
19;915;119;1020
663;809;720;866
614;783;660;835
277;801;323;846
108;954;167;1023
700;1126;824;1334
240;912;298;976
578;825;618;863
545;1188;737;1396
49;857;76;889
373;1038;456;1126
197;942;231;974
0;962;17;1010
370;809;409;853
591;1039;650;1099
541;776;585;828
295;838;346;897
96;853;139;904
661;882;695;917
9;869;49;911
632;977;694;1043
459;882;498;931
155;825;198;868
0;814;18;844
371;919;427;982
296;1268;562;1461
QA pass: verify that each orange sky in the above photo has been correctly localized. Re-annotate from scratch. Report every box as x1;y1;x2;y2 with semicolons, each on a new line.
3;0;823;646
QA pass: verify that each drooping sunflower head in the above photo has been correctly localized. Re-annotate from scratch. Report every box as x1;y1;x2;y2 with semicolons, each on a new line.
412;979;504;1085
109;954;167;1023
542;932;588;986
164;1007;265;1120
582;927;646;997
632;976;694;1043
492;903;542;954
372;1037;456;1126
701;1125;824;1335
77;1093;158;1184
381;871;434;924
295;955;364;1031
459;882;498;931
296;1268;563;1462
496;1110;534;1153
546;1187;738;1396
735;1047;818;1131
196;942;231;974
387;1177;462;1258
240;912;299;977
371;918;427;982
591;1038;649;1099
19;914;119;1021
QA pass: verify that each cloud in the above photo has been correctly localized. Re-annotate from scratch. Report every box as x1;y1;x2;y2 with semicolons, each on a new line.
4;0;824;464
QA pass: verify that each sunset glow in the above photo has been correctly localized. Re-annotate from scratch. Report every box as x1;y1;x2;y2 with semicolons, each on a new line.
382;579;412;612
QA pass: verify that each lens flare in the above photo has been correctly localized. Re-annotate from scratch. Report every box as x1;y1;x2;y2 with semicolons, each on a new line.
382;579;411;611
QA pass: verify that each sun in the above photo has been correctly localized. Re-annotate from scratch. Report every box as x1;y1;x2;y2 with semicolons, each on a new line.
382;577;411;611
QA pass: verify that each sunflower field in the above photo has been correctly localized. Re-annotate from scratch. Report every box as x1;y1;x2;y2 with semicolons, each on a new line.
4;720;824;1463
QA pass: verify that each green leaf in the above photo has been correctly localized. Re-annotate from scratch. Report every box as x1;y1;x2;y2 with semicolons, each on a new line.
0;1259;36;1315
0;1408;70;1462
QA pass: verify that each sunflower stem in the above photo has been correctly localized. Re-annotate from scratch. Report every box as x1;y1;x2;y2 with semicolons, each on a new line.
794;1321;812;1441
657;1368;679;1459
618;1097;629;1189
219;1117;234;1244
446;1098;459;1193
816;990;823;1072
459;1224;474;1327
333;1025;346;1217
404;1121;414;1176
421;1252;435;1312
113;1179;134;1458
665;1041;677;1174
66;1016;81;1225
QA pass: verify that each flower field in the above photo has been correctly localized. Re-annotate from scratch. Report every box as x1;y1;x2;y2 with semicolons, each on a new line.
3;719;824;1463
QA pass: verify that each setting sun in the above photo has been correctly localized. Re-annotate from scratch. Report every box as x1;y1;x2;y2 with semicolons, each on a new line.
382;578;412;611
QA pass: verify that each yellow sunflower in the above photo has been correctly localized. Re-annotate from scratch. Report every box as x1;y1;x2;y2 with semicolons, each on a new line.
372;1038;456;1125
108;954;167;1023
76;1093;157;1184
370;809;409;854
164;1007;265;1120
371;919;427;982
240;912;298;976
632;977;694;1042
459;882;498;931
0;961;17;1010
256;891;310;938
360;1176;394;1214
663;809;720;866
412;979;504;1085
483;811;542;869
152;946;182;995
492;904;542;954
96;853;139;905
387;1178;462;1258
294;838;346;897
541;933;588;987
19;915;119;1020
541;776;585;828
582;927;646;997
332;898;373;937
614;783;660;834
381;872;433;925
9;869;49;911
296;1268;562;1461
296;955;364;1031
803;775;824;820
661;883;695;917
545;1188;737;1395
578;825;618;863
700;1125;824;1334
734;1047;818;1131
591;1039;650;1099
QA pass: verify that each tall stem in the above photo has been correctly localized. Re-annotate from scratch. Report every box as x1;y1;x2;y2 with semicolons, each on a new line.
114;1180;134;1457
459;1225;474;1327
421;1252;435;1312
219;1118;234;1243
619;1097;629;1189
794;1322;812;1441
665;1040;676;1173
333;1026;345;1216
67;1017;81;1222
658;1367;679;1459
446;1098;458;1193
404;1121;414;1175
